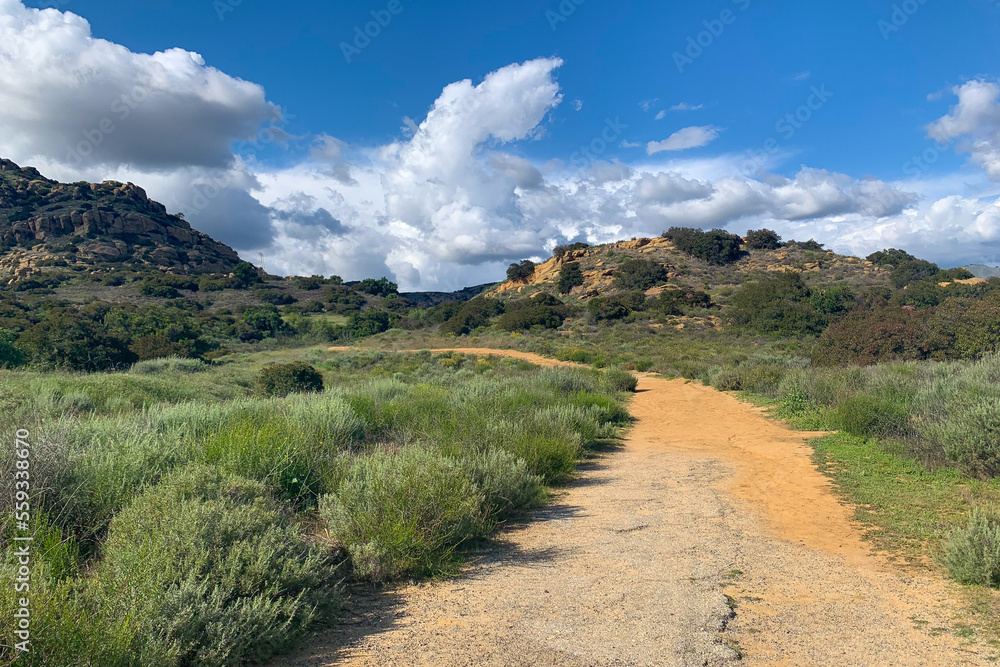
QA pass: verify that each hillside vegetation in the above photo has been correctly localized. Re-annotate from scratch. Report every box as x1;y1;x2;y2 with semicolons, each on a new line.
5;157;1000;659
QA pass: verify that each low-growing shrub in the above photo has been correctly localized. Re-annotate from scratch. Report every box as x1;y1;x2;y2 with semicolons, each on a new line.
88;464;340;666
319;447;485;581
833;394;910;440
257;362;325;397
603;369;638;393
130;357;209;375
944;510;1000;588
460;449;545;521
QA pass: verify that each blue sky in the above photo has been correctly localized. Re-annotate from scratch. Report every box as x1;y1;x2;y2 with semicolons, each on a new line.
3;0;1000;288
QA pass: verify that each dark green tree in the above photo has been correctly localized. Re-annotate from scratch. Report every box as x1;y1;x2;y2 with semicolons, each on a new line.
745;229;782;250
506;260;537;283
19;311;137;371
727;272;827;336
557;262;585;294
613;259;669;291
232;262;262;289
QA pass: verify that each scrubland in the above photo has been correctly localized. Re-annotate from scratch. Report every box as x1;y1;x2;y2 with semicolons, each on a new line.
0;350;631;666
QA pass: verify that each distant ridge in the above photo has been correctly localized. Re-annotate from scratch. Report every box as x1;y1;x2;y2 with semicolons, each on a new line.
965;264;1000;280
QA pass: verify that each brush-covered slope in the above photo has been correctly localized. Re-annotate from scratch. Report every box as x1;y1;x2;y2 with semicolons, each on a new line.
490;236;890;302
0;158;242;280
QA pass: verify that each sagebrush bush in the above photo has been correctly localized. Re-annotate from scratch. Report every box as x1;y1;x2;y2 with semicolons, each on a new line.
320;448;485;581
460;448;545;521
3;464;340;667
603;369;639;393
257;361;325;396
834;395;910;440
944;510;1000;587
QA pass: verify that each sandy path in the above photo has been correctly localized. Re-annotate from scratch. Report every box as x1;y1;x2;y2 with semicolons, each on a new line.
276;348;990;666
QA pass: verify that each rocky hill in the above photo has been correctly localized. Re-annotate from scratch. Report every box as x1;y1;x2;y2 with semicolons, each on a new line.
490;236;891;303
0;158;242;281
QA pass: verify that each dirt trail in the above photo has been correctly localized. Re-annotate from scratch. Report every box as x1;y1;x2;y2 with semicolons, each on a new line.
277;348;989;666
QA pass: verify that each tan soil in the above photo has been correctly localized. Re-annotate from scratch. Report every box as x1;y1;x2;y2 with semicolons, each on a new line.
276;348;991;666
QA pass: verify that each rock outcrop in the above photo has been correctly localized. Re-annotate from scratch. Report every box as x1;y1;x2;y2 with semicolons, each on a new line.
0;158;242;275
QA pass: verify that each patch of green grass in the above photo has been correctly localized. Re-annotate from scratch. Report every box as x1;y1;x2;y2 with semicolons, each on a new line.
810;432;1000;565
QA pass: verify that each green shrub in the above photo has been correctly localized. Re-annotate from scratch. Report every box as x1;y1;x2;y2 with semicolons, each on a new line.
708;367;745;391
356;277;398;297
19;309;138;372
319;447;485;581
497;296;567;332
343;310;396;338
813;307;930;366
785;239;825;251
745;228;782;250
504;428;581;484
944;510;1000;587
557;261;585;294
257;362;325;397
915;388;1000;478
130;357;209;375
811;285;855;315
663;227;747;265
232;262;263;289
89;464;339;666
891;259;939;288
139;284;182;299
867;248;916;268
834;394;910;439
553;242;589;258
727;272;826;337
0;328;26;368
506;260;536;283
648;289;712;316
440;297;504;336
613;259;669;291
603;369;638;393
460;449;545;521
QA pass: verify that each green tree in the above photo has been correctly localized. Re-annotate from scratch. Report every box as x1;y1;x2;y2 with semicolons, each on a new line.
232;262;262;289
19;311;137;371
727;272;827;336
613;259;669;291
557;262;584;294
506;260;536;283
663;227;747;265
891;259;939;288
866;248;916;268
745;229;782;250
242;305;285;338
356;277;399;297
0;329;26;368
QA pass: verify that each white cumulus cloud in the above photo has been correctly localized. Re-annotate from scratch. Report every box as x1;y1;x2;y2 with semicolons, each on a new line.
0;0;281;169
927;80;1000;181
